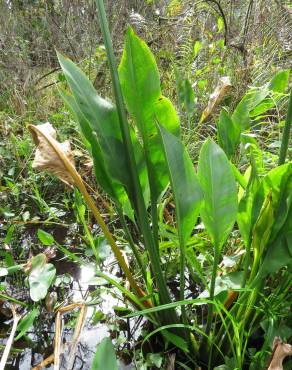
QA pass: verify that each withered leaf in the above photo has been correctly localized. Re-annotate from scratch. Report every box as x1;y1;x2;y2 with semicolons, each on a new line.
29;123;75;187
267;337;292;370
200;76;233;123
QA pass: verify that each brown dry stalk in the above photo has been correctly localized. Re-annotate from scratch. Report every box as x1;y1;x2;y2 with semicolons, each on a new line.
28;124;150;307
31;354;55;370
0;305;21;370
267;337;292;370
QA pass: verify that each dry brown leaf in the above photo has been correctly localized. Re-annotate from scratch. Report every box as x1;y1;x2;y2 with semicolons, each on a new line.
200;76;233;123
29;123;75;187
267;337;292;370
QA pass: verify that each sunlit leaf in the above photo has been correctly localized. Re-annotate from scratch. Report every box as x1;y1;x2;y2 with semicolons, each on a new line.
28;254;56;302
37;229;55;246
198;139;237;249
158;125;202;245
119;27;180;200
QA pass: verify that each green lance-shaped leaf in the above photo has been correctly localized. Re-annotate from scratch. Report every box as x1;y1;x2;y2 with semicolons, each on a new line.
60;90;134;216
158;125;202;246
237;166;261;248
57;53;149;212
91;337;118;370
198;139;238;250
217;109;241;159
119;27;180;201
158;124;202;325
15;308;39;341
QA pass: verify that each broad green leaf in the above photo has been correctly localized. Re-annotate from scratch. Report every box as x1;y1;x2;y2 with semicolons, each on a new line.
162;330;189;353
241;133;264;174
232;88;270;131
266;164;292;242
57;53;149;212
158;125;202;245
37;229;55;246
249;98;277;117
91;337;118;370
233;71;289;130
119;27;180;200
198;139;237;249
15;308;39;341
60;90;133;217
268;70;290;93
28;255;56;302
199;271;244;298
251;193;274;262
259;208;292;278
217;110;241;158
237;166;261;247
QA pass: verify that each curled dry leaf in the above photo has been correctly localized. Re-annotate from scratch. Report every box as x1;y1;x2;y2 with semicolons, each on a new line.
267;337;292;370
29;123;75;187
200;76;233;123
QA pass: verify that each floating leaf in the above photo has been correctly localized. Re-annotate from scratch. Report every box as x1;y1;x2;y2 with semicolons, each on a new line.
29;123;75;187
28;254;56;302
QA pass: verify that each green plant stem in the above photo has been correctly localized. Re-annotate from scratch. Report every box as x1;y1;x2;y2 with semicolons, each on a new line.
117;207;147;281
0;293;27;307
179;240;187;326
242;241;251;288
278;88;292;165
205;246;220;336
95;0;176;323
230;162;247;189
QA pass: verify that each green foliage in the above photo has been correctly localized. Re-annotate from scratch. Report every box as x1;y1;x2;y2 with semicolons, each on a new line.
91;337;118;370
55;17;291;367
28;254;56;302
198;139;237;250
119;27;180;201
15;308;39;341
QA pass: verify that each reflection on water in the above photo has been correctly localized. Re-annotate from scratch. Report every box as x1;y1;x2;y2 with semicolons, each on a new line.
1;262;135;369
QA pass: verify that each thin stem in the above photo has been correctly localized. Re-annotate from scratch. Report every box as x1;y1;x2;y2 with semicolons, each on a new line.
278;88;292;165
117;207;147;282
205;246;220;335
28;125;149;305
95;0;175;317
0;306;21;370
179;239;187;325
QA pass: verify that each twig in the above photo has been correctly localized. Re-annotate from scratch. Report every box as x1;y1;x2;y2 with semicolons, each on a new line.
204;0;228;45
66;305;87;370
31;354;55;370
0;305;21;370
54;310;62;370
35;68;61;85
